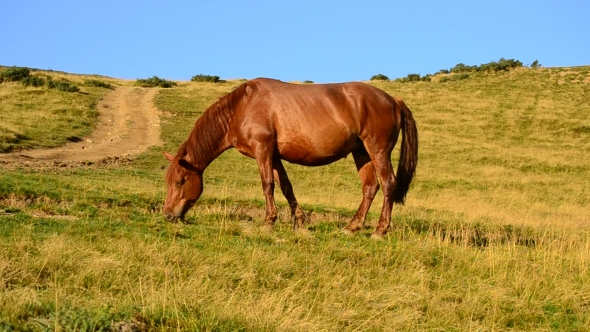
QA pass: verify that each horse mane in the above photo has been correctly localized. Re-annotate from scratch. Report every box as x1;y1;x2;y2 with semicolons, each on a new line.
178;81;257;168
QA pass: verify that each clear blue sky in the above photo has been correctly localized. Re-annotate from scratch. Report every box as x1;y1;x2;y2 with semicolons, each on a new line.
1;1;588;83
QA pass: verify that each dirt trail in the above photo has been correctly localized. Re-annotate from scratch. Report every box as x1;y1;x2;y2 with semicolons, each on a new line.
0;87;161;166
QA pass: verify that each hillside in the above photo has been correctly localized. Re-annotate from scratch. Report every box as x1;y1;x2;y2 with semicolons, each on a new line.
0;65;589;330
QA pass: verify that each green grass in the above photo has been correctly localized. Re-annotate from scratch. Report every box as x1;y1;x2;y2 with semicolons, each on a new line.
0;86;106;154
1;66;590;330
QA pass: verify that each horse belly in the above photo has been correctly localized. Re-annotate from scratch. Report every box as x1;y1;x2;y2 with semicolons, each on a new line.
277;129;359;166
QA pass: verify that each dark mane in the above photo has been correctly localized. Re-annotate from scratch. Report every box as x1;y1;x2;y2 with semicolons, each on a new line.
178;81;256;167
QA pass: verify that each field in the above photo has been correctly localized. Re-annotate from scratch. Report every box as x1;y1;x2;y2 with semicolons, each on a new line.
1;66;589;331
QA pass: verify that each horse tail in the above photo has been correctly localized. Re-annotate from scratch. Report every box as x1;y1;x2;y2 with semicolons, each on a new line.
392;97;418;204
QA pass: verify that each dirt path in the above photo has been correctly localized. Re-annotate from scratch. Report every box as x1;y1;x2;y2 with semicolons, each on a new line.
0;87;161;166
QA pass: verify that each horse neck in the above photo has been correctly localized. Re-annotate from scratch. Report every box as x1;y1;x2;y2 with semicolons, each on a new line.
183;105;234;170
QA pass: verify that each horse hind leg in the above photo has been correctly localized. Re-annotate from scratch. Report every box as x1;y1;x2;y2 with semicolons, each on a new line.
273;159;306;230
342;149;380;235
370;154;396;240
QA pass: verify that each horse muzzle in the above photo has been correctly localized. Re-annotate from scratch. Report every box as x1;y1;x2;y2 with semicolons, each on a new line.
164;212;184;222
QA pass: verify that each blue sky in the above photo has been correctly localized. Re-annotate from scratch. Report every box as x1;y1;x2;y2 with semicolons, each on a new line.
1;1;588;83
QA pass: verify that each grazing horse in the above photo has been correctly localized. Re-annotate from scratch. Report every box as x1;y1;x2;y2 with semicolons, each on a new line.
163;78;418;238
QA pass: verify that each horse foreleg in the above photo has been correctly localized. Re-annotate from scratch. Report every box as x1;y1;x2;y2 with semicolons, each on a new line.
272;159;306;230
342;149;380;234
255;152;278;229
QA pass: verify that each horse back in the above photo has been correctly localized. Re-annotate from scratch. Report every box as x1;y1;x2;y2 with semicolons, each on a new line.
230;78;401;165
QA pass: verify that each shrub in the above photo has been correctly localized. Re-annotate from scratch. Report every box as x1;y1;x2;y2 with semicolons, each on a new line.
450;63;477;73
46;78;80;92
395;73;432;83
20;76;46;87
530;60;541;69
406;73;421;82
439;73;469;83
478;58;523;72
370;74;389;81
135;76;177;88
444;58;524;75
191;74;224;83
303;80;314;84
84;79;114;89
0;67;30;83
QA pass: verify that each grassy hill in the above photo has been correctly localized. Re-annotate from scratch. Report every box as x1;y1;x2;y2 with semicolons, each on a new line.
0;67;121;153
0;66;589;330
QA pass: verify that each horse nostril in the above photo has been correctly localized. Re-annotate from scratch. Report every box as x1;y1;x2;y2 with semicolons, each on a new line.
165;213;175;221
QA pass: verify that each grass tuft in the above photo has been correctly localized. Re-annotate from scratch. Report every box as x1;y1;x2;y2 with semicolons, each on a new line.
46;78;80;92
84;79;114;89
20;75;46;87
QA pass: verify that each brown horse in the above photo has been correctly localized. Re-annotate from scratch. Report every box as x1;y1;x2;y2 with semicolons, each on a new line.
163;78;418;238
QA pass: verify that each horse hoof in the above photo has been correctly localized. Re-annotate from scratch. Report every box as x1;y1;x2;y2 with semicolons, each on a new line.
370;232;385;241
341;228;355;236
260;224;274;232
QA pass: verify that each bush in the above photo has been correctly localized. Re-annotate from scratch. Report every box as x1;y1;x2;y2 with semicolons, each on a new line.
47;78;80;92
478;58;523;72
444;58;524;75
439;73;469;83
84;79;114;89
303;80;314;84
450;63;477;73
0;67;30;83
530;60;541;69
395;73;432;83
406;73;421;82
370;74;389;81
135;76;177;88
20;76;46;87
191;74;224;83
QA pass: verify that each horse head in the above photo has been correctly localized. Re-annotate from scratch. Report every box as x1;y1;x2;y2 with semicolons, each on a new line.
163;151;203;222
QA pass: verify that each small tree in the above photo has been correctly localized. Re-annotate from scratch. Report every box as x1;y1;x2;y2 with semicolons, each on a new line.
530;60;541;69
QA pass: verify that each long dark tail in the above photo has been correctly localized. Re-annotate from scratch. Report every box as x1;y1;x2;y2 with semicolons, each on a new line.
392;97;418;204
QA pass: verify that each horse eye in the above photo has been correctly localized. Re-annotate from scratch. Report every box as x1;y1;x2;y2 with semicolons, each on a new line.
176;178;186;186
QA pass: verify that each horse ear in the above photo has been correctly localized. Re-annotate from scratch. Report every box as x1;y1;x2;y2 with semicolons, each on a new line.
163;152;175;161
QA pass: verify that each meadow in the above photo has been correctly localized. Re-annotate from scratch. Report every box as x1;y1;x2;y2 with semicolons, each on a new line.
0;66;589;331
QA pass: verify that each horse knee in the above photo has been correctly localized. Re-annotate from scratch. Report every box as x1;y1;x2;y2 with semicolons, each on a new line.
381;178;396;196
